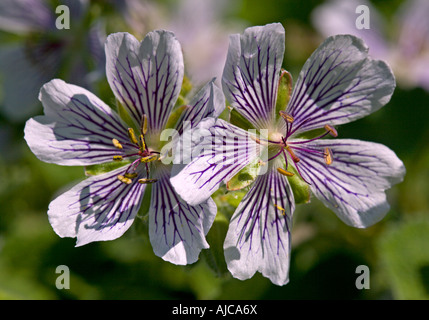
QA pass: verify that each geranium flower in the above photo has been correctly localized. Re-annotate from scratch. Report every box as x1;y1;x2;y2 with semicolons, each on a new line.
312;0;429;91
171;23;405;285
0;0;105;121
24;30;224;265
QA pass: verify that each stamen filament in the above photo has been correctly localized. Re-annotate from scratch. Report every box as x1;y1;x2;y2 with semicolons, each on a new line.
287;130;332;145
141;154;159;163
291;145;324;156
124;172;138;179
267;148;283;161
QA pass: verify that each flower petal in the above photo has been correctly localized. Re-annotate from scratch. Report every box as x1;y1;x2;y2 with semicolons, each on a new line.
149;166;217;265
170;118;261;206
105;31;184;132
293;139;405;228
48;165;146;246
287;35;395;134
222;23;285;129
224;164;295;286
24;79;130;166
175;78;225;134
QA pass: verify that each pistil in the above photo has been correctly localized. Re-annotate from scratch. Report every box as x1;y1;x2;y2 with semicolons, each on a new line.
271;111;339;184
113;114;161;185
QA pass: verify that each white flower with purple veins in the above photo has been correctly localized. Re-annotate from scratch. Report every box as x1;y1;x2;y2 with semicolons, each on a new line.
24;30;224;265
171;23;405;285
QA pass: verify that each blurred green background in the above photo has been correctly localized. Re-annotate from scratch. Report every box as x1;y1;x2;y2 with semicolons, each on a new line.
0;0;428;300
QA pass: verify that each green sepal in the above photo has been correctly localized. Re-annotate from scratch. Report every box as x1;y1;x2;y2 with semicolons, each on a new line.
226;158;261;191
275;69;293;116
229;107;254;131
175;75;193;107
164;104;189;131
116;99;139;133
202;187;247;277
180;75;193;99
84;160;131;176
136;183;153;219
286;165;311;204
296;127;326;140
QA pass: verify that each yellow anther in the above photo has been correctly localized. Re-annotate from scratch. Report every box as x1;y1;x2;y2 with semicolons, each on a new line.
127;128;138;144
324;124;338;137
279;111;294;123
117;175;132;184
274;204;286;216
112;138;123;149
277;167;295;177
113;155;123;161
124;172;138;179
140;154;159;163
324;147;333;165
139;134;146;151
285;146;300;163
141;114;148;135
138;178;157;184
249;134;261;144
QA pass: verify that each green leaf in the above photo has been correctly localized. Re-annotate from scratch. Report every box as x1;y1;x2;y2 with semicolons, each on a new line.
275;69;293;115
226;158;261;191
377;216;429;300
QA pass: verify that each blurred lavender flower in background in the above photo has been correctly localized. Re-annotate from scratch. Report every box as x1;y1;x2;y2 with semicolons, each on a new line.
312;0;429;91
0;0;105;121
120;0;243;87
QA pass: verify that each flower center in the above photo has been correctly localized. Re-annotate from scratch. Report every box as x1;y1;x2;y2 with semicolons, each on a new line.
266;111;338;184
112;115;160;185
